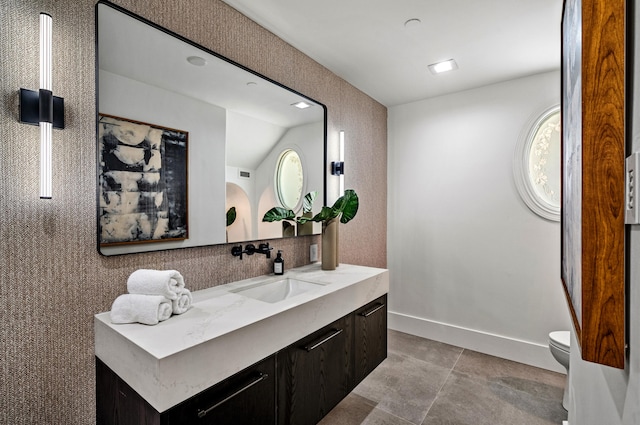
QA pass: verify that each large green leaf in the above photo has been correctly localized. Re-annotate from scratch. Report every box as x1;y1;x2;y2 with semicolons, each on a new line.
310;206;339;222
226;207;236;227
307;189;359;224
296;211;313;224
302;191;318;213
262;207;296;222
339;189;359;224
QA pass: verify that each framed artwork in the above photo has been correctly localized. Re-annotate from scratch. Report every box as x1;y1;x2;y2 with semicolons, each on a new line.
561;0;626;368
98;114;188;245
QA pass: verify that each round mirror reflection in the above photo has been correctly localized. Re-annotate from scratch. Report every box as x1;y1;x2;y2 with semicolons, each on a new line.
275;149;304;211
514;106;561;221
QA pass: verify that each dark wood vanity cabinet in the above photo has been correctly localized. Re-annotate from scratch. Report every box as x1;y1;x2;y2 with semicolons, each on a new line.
277;315;353;425
96;294;387;425
277;294;387;425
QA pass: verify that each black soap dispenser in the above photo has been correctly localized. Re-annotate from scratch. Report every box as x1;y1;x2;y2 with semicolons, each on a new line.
274;250;284;275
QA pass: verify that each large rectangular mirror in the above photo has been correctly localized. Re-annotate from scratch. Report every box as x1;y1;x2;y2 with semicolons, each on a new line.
97;1;326;256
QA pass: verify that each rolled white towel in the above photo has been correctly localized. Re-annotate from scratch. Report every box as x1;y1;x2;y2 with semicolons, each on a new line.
110;294;172;325
127;269;185;300
172;289;192;315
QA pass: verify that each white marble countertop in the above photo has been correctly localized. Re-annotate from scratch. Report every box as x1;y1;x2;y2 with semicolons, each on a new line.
95;263;389;412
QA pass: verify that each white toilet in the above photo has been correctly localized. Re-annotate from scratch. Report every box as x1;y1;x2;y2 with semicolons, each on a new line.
548;331;570;410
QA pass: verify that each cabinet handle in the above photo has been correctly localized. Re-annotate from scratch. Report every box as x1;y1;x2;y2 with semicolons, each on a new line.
196;372;269;418
303;328;343;352
360;303;385;317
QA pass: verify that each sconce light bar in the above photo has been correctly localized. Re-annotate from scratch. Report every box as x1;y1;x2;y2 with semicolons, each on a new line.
19;12;64;199
332;130;345;195
331;131;345;176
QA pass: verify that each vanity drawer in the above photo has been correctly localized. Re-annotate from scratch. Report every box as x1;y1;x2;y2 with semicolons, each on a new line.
354;294;388;383
164;355;276;425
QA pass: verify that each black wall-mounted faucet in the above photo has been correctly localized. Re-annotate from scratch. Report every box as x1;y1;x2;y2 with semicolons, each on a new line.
231;243;274;260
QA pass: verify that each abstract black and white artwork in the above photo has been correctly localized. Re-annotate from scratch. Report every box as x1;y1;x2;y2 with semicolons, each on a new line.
99;114;188;245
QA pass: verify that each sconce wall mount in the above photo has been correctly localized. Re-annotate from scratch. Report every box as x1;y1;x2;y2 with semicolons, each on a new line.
331;161;344;176
19;88;65;129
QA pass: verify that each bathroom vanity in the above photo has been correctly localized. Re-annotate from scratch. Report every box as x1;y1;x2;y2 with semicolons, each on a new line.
95;264;388;425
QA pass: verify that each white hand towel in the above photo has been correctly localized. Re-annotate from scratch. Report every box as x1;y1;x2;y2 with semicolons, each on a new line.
172;289;192;315
110;294;173;325
127;269;185;300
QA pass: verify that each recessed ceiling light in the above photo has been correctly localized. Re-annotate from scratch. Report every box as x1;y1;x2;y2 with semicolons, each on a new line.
291;101;311;109
428;59;458;75
246;81;257;87
186;56;207;66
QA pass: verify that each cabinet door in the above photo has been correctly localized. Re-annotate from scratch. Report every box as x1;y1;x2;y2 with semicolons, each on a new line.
277;315;353;425
164;355;276;425
354;294;387;384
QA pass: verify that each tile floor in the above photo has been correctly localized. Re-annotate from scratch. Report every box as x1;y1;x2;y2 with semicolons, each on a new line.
319;330;568;425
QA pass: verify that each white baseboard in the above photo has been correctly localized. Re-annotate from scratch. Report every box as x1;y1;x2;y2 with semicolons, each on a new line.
388;310;566;374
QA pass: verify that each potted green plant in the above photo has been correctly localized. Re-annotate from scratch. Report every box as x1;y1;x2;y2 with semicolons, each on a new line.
262;189;359;270
305;189;358;270
298;189;358;226
262;191;318;237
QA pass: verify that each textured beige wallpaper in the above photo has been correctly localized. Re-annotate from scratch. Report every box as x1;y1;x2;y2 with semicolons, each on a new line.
0;0;386;423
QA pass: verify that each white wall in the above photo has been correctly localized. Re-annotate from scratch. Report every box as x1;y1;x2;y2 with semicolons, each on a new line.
567;3;640;422
387;71;571;372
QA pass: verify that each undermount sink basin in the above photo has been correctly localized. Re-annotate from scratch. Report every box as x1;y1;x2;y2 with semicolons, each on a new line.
232;278;324;303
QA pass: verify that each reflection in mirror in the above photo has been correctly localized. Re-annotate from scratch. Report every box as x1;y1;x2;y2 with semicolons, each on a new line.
276;149;304;211
97;1;326;255
513;105;560;221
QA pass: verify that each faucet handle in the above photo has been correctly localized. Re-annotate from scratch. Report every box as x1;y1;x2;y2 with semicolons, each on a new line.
231;245;245;260
258;243;273;258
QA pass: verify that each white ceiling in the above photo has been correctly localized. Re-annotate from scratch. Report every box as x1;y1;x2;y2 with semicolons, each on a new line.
221;0;563;107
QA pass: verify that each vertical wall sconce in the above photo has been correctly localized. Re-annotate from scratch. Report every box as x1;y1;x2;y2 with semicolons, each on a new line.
19;12;64;199
331;130;345;195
